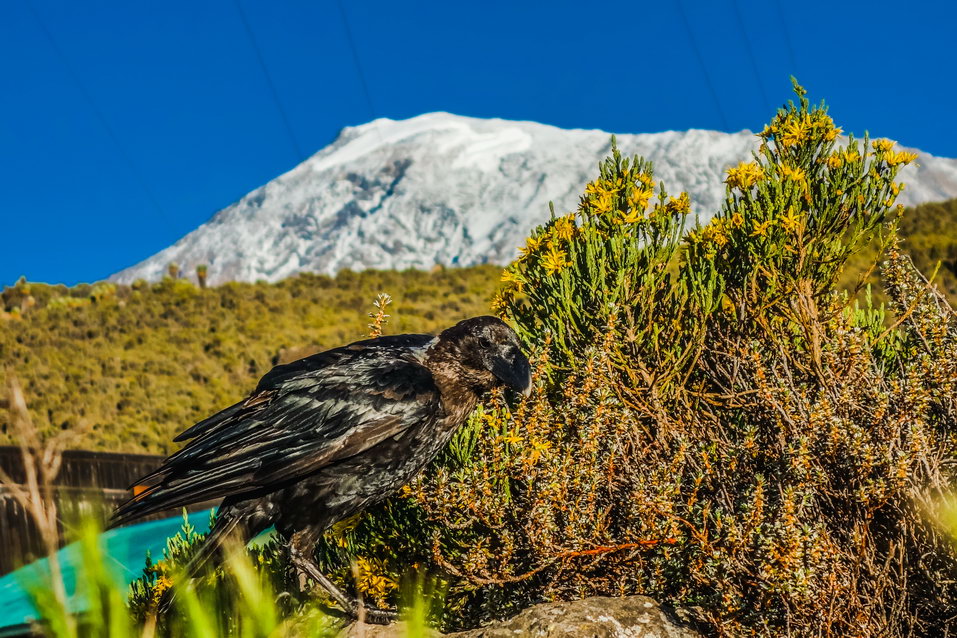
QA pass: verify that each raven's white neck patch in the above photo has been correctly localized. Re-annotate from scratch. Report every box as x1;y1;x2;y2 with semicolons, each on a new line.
410;336;440;363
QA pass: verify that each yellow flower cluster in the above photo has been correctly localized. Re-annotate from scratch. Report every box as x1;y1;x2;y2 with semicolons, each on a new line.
766;112;841;147
526;438;553;465
584;172;657;222
780;207;803;233
627;186;654;213
151;575;173;608
585;179;620;215
821;119;842;142
872;138;895;153
541;245;571;274
635;171;655;188
779;165;810;199
779;165;807;183
490;291;510;316
666;192;692;216
593;191;614;214
826;147;863;170
500;268;524;292
701;219;729;247
726;162;764;191
779;113;812;147
618;208;644;224
519;235;543;261
355;557;398;608
551;214;577;241
884;150;918;167
584;178;616;196
751;219;775;237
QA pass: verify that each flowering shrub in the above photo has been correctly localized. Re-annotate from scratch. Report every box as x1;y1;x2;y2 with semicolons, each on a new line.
401;83;957;635
493;149;693;373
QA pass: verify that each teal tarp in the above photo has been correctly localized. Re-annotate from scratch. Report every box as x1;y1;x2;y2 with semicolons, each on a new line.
0;510;213;631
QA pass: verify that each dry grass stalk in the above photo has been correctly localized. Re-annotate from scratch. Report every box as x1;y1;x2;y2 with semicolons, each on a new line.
0;375;82;632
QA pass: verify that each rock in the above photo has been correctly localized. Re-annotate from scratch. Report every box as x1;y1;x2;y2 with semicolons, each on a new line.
449;596;705;638
340;596;705;638
339;620;440;637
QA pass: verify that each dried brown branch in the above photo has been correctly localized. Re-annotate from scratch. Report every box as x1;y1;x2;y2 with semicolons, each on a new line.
0;375;78;632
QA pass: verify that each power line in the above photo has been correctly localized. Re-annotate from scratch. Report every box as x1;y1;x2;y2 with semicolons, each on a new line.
23;0;173;231
774;0;799;77
731;0;771;114
232;0;305;161
336;0;380;132
675;0;730;131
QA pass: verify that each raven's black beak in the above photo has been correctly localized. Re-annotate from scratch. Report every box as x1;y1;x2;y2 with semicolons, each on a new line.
491;352;533;396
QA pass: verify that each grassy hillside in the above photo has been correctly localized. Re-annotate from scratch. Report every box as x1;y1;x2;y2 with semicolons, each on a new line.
3;197;957;455
898;197;957;295
0;266;499;453
841;197;957;301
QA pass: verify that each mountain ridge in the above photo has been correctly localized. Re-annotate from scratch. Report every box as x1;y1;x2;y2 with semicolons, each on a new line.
111;112;957;286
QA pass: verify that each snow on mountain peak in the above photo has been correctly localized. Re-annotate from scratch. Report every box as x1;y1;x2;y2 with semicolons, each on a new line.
111;113;957;286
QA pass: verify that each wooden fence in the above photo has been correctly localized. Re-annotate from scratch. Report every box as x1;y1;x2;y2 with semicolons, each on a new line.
0;446;164;575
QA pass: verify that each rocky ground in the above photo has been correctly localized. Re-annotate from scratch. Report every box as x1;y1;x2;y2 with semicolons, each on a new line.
341;595;706;638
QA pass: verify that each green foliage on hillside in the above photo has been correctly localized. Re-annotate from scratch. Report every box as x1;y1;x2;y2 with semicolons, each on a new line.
838;196;957;305
0;267;499;453
4;202;956;455
2;205;956;459
898;197;957;296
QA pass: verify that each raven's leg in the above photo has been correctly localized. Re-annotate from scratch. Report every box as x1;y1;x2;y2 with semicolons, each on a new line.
287;530;397;625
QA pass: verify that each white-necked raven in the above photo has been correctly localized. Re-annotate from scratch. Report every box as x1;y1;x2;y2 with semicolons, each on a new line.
112;315;531;622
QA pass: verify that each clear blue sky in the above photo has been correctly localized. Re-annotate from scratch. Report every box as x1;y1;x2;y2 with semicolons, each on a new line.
2;0;954;286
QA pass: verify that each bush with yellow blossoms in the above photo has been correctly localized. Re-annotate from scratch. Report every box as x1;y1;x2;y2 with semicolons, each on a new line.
399;82;957;636
492;145;693;372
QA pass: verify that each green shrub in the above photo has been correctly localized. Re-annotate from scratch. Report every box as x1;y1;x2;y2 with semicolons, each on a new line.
394;83;956;635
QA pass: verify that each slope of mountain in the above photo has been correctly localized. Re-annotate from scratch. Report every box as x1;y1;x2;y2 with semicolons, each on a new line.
112;113;957;285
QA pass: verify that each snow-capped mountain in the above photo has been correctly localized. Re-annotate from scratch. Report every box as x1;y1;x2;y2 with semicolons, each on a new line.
111;113;957;286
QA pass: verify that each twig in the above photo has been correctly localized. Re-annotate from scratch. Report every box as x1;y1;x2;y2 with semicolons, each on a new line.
431;537;675;587
0;376;77;633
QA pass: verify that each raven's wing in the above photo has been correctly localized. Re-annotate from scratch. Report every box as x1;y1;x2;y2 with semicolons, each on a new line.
111;335;439;526
173;333;434;443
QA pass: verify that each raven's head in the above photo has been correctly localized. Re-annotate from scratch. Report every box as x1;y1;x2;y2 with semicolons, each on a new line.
440;316;532;396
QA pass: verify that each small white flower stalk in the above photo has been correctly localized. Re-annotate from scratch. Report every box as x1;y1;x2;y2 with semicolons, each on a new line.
368;293;393;338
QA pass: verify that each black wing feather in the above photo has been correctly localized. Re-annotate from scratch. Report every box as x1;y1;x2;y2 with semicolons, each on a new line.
112;336;439;526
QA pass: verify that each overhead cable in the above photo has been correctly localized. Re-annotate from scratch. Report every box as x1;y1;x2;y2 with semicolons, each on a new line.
336;0;382;142
675;0;730;131
732;0;772;114
232;0;306;161
23;0;173;231
774;0;799;76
